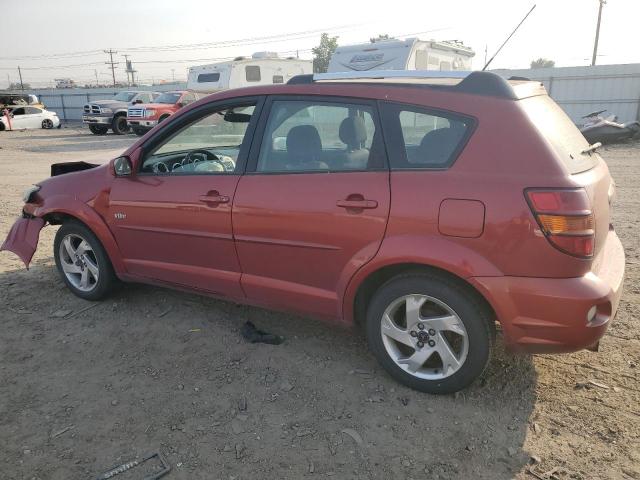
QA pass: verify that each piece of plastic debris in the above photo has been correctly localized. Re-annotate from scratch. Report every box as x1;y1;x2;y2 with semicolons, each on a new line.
240;321;284;345
341;428;363;447
95;452;170;480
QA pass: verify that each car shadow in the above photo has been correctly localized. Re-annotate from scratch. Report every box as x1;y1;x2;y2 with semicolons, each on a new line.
0;261;537;480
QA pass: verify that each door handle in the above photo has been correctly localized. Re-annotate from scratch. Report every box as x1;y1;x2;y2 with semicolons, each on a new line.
198;192;230;205
336;199;378;209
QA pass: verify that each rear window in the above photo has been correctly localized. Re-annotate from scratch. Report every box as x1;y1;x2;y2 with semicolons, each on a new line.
522;95;596;174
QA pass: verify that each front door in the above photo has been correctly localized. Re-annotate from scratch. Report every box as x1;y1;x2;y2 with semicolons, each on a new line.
233;97;390;319
108;98;263;299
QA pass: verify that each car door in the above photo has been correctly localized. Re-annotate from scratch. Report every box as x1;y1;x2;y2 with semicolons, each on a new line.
9;107;28;129
25;107;44;128
232;96;391;319
107;96;264;299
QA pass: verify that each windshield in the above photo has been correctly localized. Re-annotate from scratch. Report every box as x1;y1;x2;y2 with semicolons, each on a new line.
112;92;136;102
155;92;182;104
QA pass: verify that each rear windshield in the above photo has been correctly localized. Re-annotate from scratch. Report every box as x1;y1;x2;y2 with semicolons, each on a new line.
521;95;597;174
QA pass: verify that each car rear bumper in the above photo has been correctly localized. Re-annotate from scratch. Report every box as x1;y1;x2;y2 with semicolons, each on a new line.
470;228;625;353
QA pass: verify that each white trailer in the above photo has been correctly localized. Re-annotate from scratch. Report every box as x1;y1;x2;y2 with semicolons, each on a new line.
187;52;312;93
327;38;474;73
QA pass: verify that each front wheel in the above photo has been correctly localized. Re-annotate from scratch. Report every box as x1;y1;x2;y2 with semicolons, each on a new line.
366;273;494;394
53;221;116;301
111;115;129;135
132;127;147;136
42;119;54;129
88;125;108;135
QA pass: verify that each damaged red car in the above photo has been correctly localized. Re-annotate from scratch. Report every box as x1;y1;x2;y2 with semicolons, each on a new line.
1;71;625;394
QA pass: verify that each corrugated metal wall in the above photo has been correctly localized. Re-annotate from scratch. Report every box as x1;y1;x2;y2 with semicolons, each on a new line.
494;63;640;125
26;83;187;121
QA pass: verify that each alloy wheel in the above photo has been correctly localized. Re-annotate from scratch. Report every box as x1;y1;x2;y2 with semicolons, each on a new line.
380;294;469;380
58;233;99;292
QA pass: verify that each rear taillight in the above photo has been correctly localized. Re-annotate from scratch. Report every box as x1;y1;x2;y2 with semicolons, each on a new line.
525;188;594;258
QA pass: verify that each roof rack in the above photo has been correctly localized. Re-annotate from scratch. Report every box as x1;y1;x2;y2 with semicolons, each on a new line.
287;70;520;100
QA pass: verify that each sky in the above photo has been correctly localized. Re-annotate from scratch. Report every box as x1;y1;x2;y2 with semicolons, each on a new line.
1;0;639;88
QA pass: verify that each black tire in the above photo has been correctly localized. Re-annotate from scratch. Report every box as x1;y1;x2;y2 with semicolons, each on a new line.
42;119;54;129
53;221;116;301
158;114;170;124
89;125;108;135
365;272;494;394
132;127;147;136
111;114;129;135
0;122;5;131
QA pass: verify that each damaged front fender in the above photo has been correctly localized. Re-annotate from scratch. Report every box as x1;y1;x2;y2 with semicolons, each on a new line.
0;216;46;268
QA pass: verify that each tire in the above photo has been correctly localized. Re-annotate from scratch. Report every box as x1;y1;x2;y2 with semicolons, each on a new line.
132;127;147;136
89;125;108;135
53;221;116;301
42;119;54;129
365;272;494;394
111;114;129;135
158;114;170;124
0;122;5;131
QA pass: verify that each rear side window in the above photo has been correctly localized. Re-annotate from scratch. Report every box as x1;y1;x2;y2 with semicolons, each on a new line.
521;95;596;174
381;103;472;169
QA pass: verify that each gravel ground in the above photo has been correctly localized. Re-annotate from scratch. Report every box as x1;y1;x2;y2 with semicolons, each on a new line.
0;126;638;480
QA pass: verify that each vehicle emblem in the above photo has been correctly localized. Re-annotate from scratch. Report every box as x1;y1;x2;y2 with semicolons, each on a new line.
114;212;126;220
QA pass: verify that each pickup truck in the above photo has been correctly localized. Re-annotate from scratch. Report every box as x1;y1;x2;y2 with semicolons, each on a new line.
83;91;159;135
126;90;200;136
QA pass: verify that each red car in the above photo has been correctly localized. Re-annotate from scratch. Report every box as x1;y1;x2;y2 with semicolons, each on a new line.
1;71;625;394
126;90;200;136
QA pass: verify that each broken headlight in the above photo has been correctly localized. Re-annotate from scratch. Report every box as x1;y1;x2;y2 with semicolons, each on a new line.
23;185;41;203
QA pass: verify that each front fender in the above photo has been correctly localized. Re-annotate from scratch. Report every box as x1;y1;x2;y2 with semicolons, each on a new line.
1;216;45;268
27;195;126;275
340;234;504;324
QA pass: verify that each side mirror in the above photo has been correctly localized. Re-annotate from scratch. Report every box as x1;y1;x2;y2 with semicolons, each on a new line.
176;102;184;108
133;99;143;104
113;156;133;176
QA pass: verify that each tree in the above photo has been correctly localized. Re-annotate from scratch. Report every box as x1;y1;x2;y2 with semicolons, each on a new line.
530;58;555;69
370;34;391;43
8;82;31;90
312;33;339;73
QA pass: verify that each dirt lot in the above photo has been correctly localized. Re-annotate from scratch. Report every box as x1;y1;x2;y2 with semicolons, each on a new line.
0;126;638;480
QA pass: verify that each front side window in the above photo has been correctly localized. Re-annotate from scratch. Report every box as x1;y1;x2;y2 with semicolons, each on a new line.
25;107;41;114
155;92;182;104
113;92;136;102
245;65;261;82
381;103;472;169
256;100;384;173
141;103;256;175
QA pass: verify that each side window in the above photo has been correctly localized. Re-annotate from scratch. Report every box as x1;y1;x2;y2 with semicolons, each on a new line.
140;102;256;175
272;75;284;84
12;108;25;115
198;73;220;83
256;100;385;173
25;107;41;114
381;103;472;169
181;93;195;106
245;66;261;82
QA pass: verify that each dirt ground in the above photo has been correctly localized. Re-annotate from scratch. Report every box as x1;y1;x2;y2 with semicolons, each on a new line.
0;126;638;480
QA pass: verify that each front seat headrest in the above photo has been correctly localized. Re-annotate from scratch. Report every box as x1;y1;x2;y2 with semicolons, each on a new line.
286;125;322;162
339;116;367;150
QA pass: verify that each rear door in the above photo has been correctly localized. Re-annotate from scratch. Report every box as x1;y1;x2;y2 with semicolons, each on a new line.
232;96;390;319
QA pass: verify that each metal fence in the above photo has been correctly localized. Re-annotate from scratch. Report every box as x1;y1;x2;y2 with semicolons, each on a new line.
494;63;640;125
27;84;187;121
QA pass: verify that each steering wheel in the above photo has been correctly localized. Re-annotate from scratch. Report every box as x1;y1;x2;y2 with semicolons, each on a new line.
181;149;226;170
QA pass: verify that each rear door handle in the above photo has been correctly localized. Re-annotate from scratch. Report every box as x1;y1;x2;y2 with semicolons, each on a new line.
336;199;378;209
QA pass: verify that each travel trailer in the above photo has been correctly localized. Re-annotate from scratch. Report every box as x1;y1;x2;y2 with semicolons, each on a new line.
187;52;312;93
327;38;475;73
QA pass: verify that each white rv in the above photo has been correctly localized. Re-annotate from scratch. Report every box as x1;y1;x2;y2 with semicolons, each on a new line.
327;38;475;73
187;52;312;93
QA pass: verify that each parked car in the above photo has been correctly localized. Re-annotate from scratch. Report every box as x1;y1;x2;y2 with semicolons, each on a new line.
83;91;159;135
1;71;625;394
0;106;60;131
127;90;200;136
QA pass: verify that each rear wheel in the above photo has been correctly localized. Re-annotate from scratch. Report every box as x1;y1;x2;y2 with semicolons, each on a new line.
111;115;129;135
53;221;116;301
42;119;54;129
366;273;494;394
88;125;108;135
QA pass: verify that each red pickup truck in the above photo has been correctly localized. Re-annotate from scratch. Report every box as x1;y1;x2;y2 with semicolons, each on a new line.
126;90;200;136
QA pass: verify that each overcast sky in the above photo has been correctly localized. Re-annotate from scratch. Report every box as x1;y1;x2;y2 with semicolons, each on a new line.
1;0;638;88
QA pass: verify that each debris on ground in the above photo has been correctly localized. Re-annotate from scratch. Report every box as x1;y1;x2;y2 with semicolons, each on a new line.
94;452;170;480
240;321;284;345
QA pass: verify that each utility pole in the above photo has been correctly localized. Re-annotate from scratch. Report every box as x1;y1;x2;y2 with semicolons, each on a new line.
123;54;131;85
104;49;118;87
591;0;606;66
94;69;99;86
17;66;24;90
